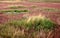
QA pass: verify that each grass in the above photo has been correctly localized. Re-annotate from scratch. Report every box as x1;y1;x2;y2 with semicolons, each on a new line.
0;9;29;14
26;15;55;31
0;15;56;38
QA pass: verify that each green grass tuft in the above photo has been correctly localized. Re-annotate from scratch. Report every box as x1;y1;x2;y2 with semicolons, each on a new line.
0;15;56;38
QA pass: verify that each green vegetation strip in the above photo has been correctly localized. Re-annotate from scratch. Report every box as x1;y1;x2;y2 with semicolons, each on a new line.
0;9;29;14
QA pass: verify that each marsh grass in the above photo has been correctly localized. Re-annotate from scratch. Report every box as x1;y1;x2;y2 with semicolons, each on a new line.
0;15;55;38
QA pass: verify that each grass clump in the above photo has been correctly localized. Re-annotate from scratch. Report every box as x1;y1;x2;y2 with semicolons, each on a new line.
26;15;55;31
0;15;56;38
